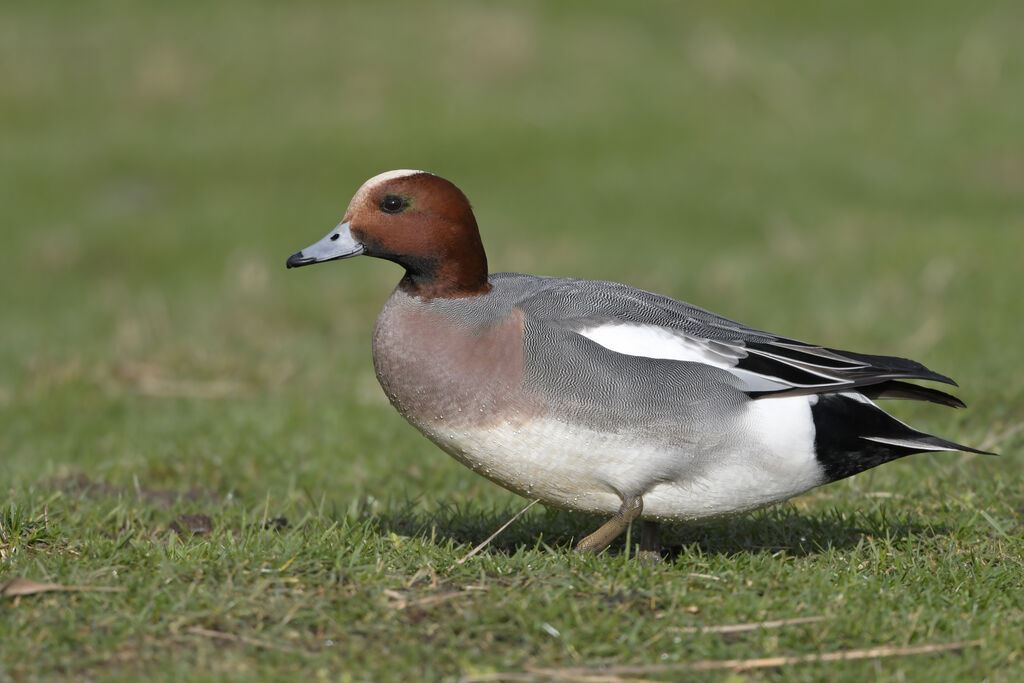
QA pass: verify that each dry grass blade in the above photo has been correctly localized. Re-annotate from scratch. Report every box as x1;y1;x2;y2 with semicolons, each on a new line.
1;577;125;597
683;640;982;672
978;420;1024;453
673;615;827;634
452;498;541;566
185;626;305;655
383;588;484;611
472;640;983;680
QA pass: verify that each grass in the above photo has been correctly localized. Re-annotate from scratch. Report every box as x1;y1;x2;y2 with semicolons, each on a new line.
2;0;1023;680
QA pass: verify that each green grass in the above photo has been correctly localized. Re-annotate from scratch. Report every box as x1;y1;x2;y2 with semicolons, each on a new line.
2;1;1023;680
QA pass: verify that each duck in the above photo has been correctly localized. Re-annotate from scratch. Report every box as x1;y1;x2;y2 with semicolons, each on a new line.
287;169;992;556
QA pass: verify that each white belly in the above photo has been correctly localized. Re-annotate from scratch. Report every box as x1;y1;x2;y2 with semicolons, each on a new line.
413;395;828;522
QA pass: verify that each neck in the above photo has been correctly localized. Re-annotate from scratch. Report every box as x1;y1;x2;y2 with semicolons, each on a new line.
397;218;491;299
394;207;491;299
398;250;491;299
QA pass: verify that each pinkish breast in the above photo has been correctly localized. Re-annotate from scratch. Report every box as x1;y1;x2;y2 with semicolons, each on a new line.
371;290;540;431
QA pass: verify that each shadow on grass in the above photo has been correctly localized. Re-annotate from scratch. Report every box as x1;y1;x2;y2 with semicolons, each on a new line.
37;473;949;560
371;498;950;560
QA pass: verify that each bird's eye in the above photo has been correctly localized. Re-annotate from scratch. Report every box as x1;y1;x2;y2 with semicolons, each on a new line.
380;195;407;214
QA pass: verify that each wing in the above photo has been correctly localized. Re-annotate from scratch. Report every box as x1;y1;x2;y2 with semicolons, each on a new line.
505;273;963;406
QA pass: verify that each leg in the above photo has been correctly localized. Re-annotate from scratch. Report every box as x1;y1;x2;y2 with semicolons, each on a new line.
638;520;662;564
575;495;643;554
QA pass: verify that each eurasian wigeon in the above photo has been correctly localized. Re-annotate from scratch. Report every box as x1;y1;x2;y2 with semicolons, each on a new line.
287;169;991;556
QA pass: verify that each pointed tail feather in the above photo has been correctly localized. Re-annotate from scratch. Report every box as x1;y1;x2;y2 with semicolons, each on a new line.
811;392;995;482
862;433;994;455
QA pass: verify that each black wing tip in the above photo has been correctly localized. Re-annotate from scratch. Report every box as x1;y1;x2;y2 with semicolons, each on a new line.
858;380;967;409
824;348;960;387
746;381;967;407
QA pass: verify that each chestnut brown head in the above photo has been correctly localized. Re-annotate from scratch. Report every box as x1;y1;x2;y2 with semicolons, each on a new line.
287;170;490;299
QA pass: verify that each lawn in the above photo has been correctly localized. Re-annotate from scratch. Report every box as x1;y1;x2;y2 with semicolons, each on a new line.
2;1;1023;680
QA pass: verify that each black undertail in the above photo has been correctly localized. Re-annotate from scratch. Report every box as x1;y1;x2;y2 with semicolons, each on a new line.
810;392;994;482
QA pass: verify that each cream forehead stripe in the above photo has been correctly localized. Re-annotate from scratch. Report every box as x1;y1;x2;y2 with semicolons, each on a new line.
364;169;430;186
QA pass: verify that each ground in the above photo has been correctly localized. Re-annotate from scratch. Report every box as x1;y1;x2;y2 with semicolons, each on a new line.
2;1;1022;680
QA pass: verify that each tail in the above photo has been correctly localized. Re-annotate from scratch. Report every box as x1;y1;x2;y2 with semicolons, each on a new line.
809;392;995;481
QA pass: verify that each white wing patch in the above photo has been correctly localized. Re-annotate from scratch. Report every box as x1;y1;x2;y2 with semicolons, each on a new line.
577;323;730;365
575;323;791;392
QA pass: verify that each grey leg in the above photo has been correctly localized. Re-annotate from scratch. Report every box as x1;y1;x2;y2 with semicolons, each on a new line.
640;520;660;552
575;495;643;554
638;520;662;564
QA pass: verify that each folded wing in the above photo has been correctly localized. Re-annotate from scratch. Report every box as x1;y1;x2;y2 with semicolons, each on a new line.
511;274;962;406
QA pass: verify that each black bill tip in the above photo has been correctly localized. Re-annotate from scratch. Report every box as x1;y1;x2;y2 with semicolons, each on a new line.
286;251;314;269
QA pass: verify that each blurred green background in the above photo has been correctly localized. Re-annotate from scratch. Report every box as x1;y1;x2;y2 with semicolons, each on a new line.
2;0;1022;678
3;0;1020;493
